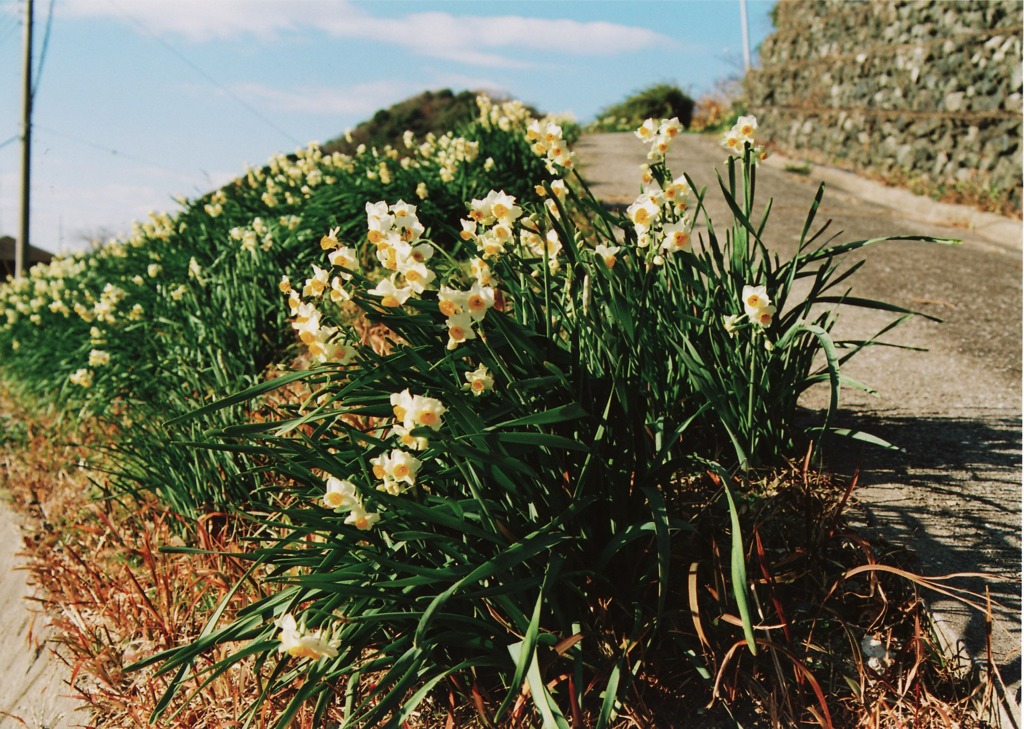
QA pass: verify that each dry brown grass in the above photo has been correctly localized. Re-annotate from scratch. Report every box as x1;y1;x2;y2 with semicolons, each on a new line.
0;387;349;727
0;385;1001;728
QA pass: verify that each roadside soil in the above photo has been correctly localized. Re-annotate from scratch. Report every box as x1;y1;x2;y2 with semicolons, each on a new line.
577;131;1022;718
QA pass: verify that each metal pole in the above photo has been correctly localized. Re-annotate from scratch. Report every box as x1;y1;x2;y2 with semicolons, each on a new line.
740;0;751;72
17;0;33;279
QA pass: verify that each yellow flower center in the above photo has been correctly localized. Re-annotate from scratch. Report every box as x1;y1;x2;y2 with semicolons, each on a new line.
439;300;458;317
418;411;438;426
381;295;401;307
449;325;466;341
393;463;409;479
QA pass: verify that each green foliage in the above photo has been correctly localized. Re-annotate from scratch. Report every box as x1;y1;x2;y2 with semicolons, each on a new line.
0;96;554;519
589;83;696;132
138;118;956;725
0;88;958;724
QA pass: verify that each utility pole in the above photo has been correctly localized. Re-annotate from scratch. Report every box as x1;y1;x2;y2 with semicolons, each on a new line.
17;0;33;279
740;0;751;72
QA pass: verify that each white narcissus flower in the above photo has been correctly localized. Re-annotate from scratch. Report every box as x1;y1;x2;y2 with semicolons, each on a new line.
593;243;621;269
664;176;689;208
327;246;358;274
320;226;341;250
291;302;321;344
465;282;495;322
303;265;330;298
751;304;777;328
345;503;380;530
329;277;351;303
406;394;447;432
723;314;744;336
626;195;660;231
464;363;494;396
69;368;93;388
88;349;110;367
659;117;683;140
742;285;772;317
742;284;776;327
323;477;360;509
367;277;412;307
438;286;468;317
486;191;522;224
446;312;477;350
660;220;691;252
470;258;493;286
391;424;429;451
734;115;758;142
722;129;743;155
390;389;416;425
365;200;391;224
382;449;421;487
459;219;478;242
276;613;340;660
634;118;658;141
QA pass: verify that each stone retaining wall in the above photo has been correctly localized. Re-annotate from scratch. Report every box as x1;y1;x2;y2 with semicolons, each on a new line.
745;0;1022;208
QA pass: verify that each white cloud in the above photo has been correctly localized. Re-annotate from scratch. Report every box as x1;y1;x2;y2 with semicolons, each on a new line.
60;0;334;40
229;80;413;117
60;0;675;65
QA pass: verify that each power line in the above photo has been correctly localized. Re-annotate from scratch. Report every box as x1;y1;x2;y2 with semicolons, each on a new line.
33;123;190;176
0;14;20;48
106;0;302;147
30;0;54;98
0;133;18;150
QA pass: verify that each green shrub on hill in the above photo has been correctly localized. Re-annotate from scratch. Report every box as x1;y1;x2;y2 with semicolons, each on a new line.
589;82;696;132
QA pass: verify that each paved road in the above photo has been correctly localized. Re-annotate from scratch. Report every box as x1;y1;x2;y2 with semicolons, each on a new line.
0;506;82;728
577;132;1022;714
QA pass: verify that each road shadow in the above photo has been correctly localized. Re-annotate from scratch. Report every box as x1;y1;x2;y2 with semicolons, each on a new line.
812;408;1022;689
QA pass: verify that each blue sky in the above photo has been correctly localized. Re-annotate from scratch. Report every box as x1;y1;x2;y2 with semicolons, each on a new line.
0;0;774;254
